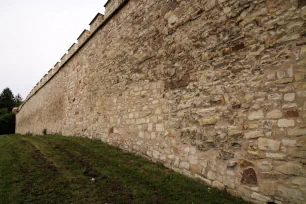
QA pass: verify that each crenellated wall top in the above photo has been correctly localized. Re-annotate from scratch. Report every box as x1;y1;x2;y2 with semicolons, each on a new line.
20;0;129;110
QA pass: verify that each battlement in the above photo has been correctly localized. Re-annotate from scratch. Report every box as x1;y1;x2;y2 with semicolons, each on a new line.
67;43;79;58
89;13;104;32
77;30;91;45
104;0;125;18
21;0;128;105
60;53;68;66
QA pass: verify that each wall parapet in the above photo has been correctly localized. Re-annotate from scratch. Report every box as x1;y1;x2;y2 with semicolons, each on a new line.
89;13;104;32
20;0;129;110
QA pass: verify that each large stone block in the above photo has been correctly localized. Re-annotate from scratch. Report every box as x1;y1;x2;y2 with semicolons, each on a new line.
278;119;295;127
266;110;282;119
258;138;281;152
288;128;306;136
248;110;264;121
275;163;304;176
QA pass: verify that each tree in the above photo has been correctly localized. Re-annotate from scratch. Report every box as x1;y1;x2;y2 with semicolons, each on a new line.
0;108;8;115
0;113;15;135
14;94;23;107
0;88;15;111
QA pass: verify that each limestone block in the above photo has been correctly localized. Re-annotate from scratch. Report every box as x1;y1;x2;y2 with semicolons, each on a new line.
297;137;306;148
288;149;306;158
190;165;202;174
259;180;278;196
275;163;304;176
212;181;225;190
282;103;297;109
194;174;212;185
265;153;286;160
179;161;190;170
258;138;281;152
266;110;282;119
277;119;295;127
292;177;306;186
223;177;235;189
281;139;296;147
245;130;264;139
248;110;264;120
284;93;295;102
152;150;160;159
188;155;198;165
156;124;164;132
257;161;273;171
288;128;306;136
251;193;272;202
278;185;303;201
200;117;218;125
207;171;216;180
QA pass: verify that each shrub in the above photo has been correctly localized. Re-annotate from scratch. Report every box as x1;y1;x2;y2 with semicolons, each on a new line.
0;113;15;135
42;129;47;135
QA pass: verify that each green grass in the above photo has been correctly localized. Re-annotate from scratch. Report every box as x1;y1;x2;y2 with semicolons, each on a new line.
0;134;248;204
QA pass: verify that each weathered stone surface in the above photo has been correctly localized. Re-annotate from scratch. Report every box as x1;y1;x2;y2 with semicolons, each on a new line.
156;124;164;132
248;110;264;121
15;0;306;202
241;168;257;185
190;164;201;174
257;161;273;171
212;181;225;190
194;174;212;185
288;149;306;158
245;130;264;139
284;93;295;102
284;109;299;117
266;110;282;119
278;185;303;201
259;180;278;196
275;163;304;176
288;128;306;136
292;177;306;186
228;129;243;137
281;139;296;147
207;171;216;180
179;162;190;170
239;159;254;168
200;117;218;125
278;119;295;127
251;192;272;202
258;138;281;152
265;152;286;160
297;136;306;147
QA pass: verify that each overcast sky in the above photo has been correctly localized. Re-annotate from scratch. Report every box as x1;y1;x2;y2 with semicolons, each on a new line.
0;0;107;99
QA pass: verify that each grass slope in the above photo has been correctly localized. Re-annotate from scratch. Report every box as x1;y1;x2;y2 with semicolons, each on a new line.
0;135;248;204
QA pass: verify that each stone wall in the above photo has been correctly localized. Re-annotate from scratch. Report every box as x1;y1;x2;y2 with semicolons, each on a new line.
16;0;306;203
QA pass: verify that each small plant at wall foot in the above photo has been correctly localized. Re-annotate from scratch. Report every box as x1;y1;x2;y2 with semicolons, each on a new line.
42;129;47;135
25;132;33;136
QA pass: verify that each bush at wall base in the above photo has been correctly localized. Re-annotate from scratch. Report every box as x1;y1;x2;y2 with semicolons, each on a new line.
0;113;15;135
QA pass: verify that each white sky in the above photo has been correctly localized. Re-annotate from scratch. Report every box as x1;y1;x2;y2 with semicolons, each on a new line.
0;0;107;99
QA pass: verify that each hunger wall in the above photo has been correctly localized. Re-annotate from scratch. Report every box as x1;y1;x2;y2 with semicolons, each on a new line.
16;0;306;203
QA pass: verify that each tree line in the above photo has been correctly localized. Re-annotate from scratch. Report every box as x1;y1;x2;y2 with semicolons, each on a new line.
0;88;23;135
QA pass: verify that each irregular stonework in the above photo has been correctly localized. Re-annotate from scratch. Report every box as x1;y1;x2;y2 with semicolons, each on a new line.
16;0;306;203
